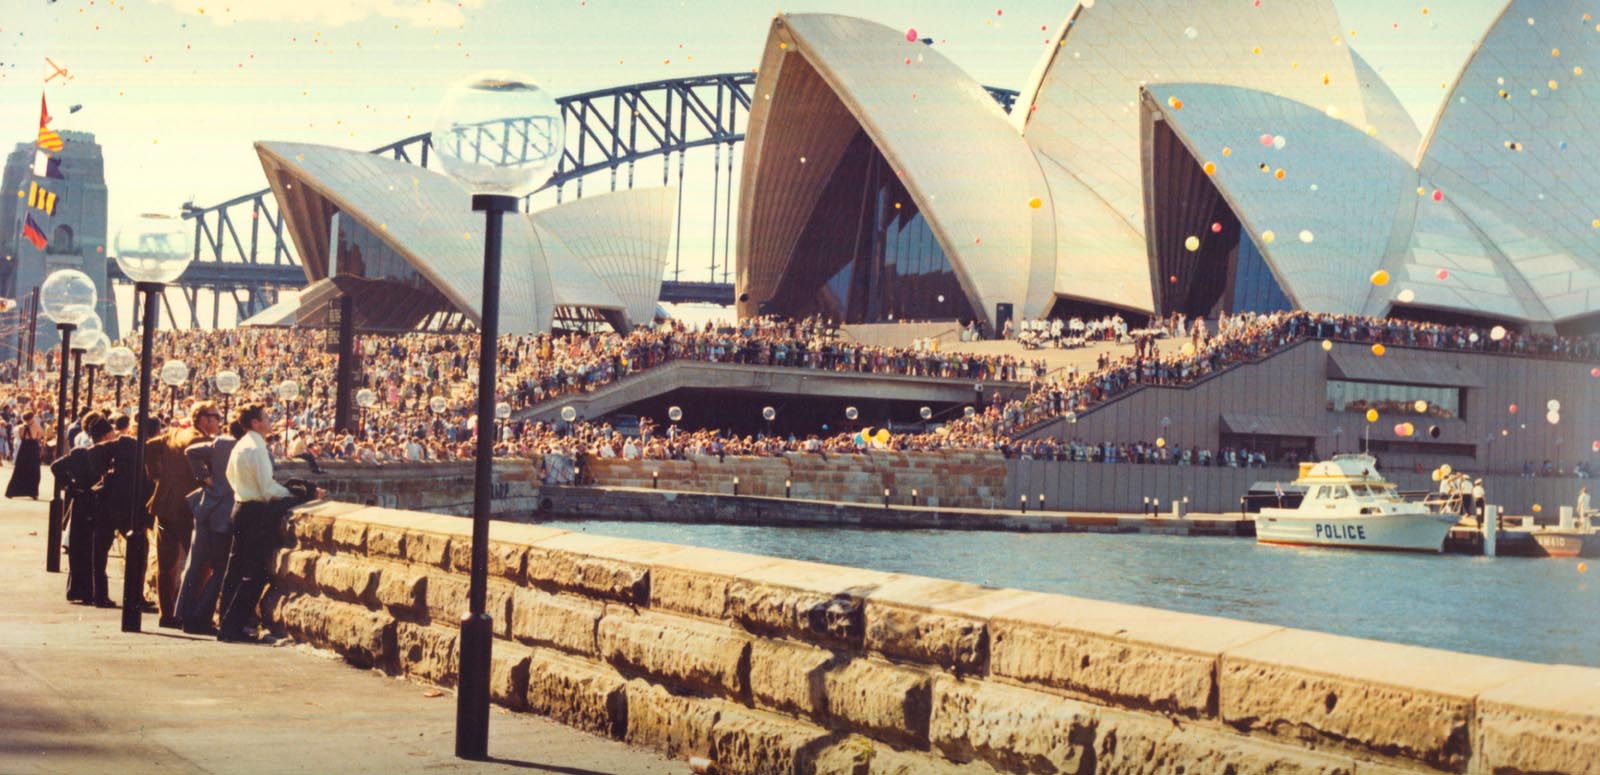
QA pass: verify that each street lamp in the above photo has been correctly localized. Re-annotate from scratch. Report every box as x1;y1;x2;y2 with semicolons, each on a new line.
68;314;104;423
356;388;377;441
433;70;564;760
431;396;449;440
666;405;682;440
214;369;241;420
495;402;512;448
761;406;776;439
160;359;189;419
113;212;192;632
276;379;300;432
39;269;96;574
559;405;577;437
78;330;109;411
106;346;136;411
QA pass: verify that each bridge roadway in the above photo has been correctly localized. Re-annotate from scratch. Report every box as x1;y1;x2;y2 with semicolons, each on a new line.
514;360;1032;424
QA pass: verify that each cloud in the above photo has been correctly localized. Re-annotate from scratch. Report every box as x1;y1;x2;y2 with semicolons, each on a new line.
157;0;486;28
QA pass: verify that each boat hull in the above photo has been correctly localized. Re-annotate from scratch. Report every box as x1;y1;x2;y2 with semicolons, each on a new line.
1530;531;1587;559
1255;510;1456;553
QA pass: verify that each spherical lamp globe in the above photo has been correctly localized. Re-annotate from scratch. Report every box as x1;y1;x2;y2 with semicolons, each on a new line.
78;330;110;366
495;402;512;420
559;405;577;423
667;406;683;423
430;396;449;415
356;388;378;409
159;359;189;387
214;370;241;396
114;214;192;285
845;406;859;421
40;269;97;326
919;406;933;420
430;72;565;195
276;379;300;401
105;346;137;378
761;406;776;422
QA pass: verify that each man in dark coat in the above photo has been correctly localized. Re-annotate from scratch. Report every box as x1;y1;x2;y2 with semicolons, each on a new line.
175;413;236;635
89;414;146;608
51;412;108;603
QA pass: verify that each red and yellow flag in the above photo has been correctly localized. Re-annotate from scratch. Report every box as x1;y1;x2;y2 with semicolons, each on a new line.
37;94;63;152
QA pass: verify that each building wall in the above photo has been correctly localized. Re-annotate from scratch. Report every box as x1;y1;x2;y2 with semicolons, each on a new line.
1023;339;1599;477
263;502;1600;775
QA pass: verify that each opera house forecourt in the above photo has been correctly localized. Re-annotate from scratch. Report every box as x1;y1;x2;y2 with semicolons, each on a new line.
738;0;1600;336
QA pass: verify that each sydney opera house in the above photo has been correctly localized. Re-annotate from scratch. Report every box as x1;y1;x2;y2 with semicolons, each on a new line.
737;1;1600;336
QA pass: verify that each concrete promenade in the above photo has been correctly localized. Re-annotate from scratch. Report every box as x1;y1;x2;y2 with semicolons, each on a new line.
0;484;687;775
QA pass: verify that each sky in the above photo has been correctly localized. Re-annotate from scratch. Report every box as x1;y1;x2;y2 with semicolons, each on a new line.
2;0;1509;327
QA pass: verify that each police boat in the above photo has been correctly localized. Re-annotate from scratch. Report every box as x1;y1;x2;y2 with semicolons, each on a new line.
1254;454;1458;552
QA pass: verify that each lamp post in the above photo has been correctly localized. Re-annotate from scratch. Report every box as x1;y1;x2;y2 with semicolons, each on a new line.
69;340;85;424
78;330;109;412
160;359;189;420
667;405;682;441
560;405;577;437
68;313;104;423
106;346;136;412
357;388;378;441
495;402;512;448
761;406;776;439
277;379;300;425
433;71;564;760
214;370;241;421
39;268;97;573
113;212;192;632
431;396;449;441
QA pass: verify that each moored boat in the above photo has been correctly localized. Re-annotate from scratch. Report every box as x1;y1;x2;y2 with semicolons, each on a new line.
1254;454;1458;553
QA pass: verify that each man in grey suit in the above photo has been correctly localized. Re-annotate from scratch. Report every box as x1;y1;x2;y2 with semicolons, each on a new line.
176;412;236;636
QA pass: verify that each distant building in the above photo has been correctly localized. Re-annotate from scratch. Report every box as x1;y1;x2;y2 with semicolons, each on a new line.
737;1;1600;336
0;129;112;353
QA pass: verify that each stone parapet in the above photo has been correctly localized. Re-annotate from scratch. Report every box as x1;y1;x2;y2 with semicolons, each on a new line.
263;501;1600;774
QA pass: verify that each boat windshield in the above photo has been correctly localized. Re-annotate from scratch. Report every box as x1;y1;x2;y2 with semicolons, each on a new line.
1350;483;1398;500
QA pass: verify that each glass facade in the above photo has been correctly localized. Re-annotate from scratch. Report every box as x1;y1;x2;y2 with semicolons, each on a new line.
1230;233;1293;314
333;211;432;291
1326;379;1461;419
788;132;976;324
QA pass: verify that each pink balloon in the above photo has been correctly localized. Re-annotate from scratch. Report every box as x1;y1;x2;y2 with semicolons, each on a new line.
1259;134;1274;147
1436;268;1449;280
1211;222;1222;233
906;28;918;42
1591;367;1599;378
1509;403;1518;414
1432;190;1444;202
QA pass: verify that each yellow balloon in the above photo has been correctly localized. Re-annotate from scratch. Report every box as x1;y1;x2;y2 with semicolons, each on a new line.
1203;161;1216;175
1156;437;1167;448
1371;343;1386;356
1441;464;1452;476
1431;470;1442;482
1028;197;1042;209
1370;270;1390;286
1168;96;1184;110
874;428;890;444
1184;236;1200;251
1533;504;1543;513
1365;408;1379;423
1321;340;1333;351
1261;230;1276;244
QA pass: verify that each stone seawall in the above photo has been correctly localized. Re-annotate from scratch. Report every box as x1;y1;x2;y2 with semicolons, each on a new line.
275;459;540;517
263;502;1599;775
583;451;1009;510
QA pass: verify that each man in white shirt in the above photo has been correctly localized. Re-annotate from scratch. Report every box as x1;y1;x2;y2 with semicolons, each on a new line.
216;403;322;643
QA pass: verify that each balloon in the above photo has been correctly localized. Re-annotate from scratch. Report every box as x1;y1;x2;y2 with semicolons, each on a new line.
1274;168;1286;180
1184;26;1198;39
1370;270;1390;286
1299;230;1314;243
1371;343;1386;356
1393;423;1407;436
1413;400;1428;413
1222;146;1232;157
1431;470;1441;482
906;28;918;42
1435;268;1449;280
1546;410;1560;425
1156;437;1167;448
1440;464;1452;476
1365;408;1379;423
1397;289;1416;303
1262;230;1276;244
1272;135;1286;149
1508;403;1518;414
1429;425;1441;439
1168;96;1184;110
1321;340;1332;351
1184;236;1200;251
1490;325;1507;341
1547;399;1561;411
1533;504;1542;514
1259;134;1274;147
1591;367;1600;378
1211;222;1222;233
874;428;890;444
1202;161;1216;175
1028;196;1042;209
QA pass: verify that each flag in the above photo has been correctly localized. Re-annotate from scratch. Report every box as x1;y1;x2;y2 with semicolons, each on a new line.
22;215;47;250
27;182;57;216
37;94;63;152
31;150;62;179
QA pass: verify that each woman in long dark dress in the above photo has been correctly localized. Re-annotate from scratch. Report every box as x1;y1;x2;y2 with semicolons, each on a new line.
6;411;43;499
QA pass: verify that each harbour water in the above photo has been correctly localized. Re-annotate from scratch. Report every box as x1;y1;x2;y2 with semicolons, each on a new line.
538;520;1600;668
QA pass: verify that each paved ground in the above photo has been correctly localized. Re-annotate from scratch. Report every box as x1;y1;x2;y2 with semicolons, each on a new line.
0;473;688;775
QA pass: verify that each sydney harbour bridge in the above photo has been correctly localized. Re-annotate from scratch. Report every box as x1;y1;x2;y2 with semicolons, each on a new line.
111;72;1018;330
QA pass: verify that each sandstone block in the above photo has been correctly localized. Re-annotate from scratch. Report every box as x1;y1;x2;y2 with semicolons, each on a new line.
598;611;750;699
1091;702;1378;775
424;572;470;625
313;554;378;606
709;706;835;775
822;658;932;748
375;566;427;612
364;524;407;561
396;621;459;686
509;586;603;656
525;649;627;738
404;530;453;568
863;578;1016;676
929;675;1098;774
725;561;897;649
288;513;334;548
526;546;649;604
990;595;1279;718
624;679;721;760
448;538;527;583
273;549;320;593
490;643;533;711
748;638;833;718
648;546;781;620
329;519;368;552
1475;665;1600;775
1219;628;1543;771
